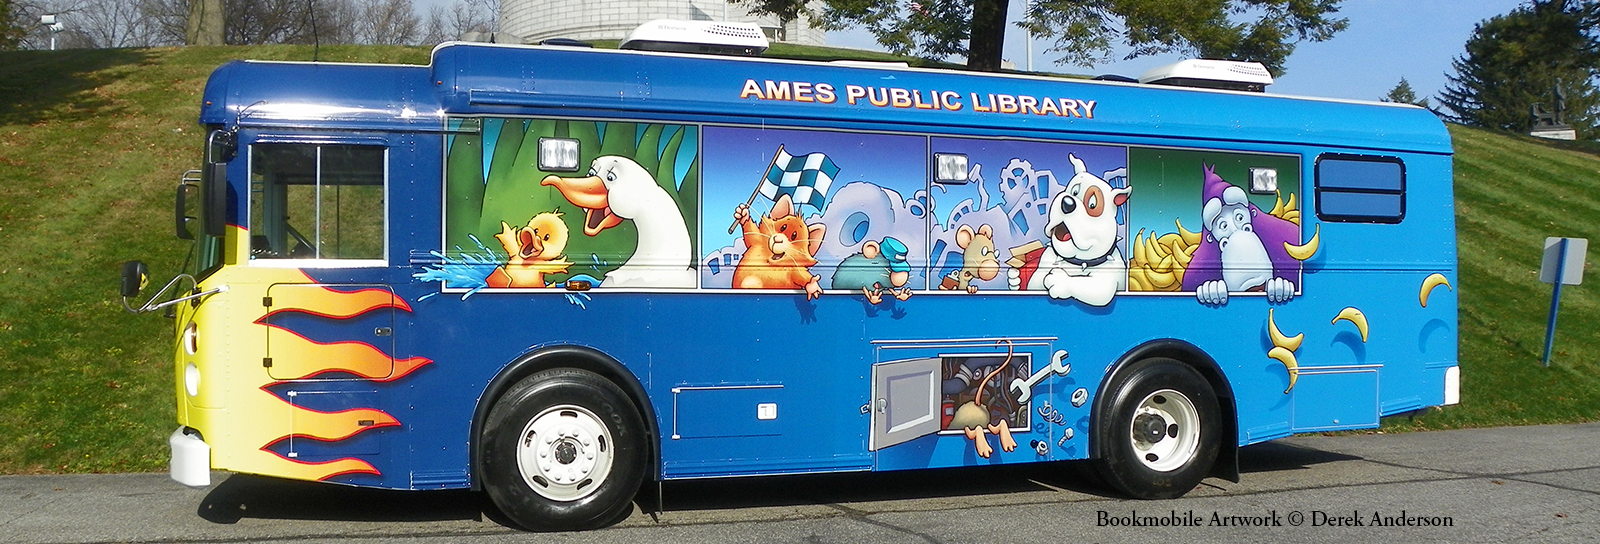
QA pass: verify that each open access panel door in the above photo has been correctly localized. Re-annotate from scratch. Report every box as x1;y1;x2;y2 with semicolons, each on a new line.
869;357;942;451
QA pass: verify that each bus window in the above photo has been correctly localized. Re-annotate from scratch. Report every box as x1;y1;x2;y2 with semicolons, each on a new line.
927;137;1127;297
1124;148;1309;304
1315;154;1406;223
437;118;700;290
700;126;928;298
249;144;386;261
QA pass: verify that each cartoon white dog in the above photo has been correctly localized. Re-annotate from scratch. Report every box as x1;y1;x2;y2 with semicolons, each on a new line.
1007;154;1130;306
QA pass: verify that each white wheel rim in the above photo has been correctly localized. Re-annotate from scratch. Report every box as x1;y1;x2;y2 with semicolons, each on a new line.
1127;389;1200;473
516;404;614;502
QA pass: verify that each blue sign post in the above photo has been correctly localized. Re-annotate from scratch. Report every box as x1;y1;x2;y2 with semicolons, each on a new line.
1540;237;1589;366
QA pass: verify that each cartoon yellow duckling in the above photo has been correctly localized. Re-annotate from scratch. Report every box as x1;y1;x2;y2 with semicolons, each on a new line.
486;211;573;288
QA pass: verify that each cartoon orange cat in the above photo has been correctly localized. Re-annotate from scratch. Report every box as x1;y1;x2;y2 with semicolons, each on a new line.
732;194;826;299
486;212;572;288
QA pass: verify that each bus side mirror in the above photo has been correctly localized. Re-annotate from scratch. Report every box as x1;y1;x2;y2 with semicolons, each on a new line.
204;162;227;237
176;178;197;240
121;260;149;299
202;130;235;238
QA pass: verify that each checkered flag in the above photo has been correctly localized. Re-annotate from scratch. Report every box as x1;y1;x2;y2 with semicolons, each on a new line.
758;146;838;212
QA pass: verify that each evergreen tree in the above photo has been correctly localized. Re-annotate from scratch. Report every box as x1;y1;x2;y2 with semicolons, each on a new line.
1382;77;1431;110
1437;0;1600;137
738;0;1347;74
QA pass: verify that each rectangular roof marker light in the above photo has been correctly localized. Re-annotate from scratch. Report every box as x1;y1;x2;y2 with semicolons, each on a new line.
1139;59;1274;93
620;19;769;57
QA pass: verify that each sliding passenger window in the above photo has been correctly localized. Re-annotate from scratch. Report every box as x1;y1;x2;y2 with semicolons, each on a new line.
1315;154;1405;223
249;144;386;261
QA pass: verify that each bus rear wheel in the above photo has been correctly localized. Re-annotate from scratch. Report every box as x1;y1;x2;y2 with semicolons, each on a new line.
1092;358;1219;499
480;368;646;531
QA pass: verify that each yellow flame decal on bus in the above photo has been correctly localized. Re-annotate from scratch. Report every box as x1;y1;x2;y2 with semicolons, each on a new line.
201;267;428;482
265;284;414;318
259;330;432;381
258;455;382;481
272;405;401;443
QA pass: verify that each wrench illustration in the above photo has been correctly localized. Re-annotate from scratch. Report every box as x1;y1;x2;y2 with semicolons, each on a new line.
1011;349;1070;403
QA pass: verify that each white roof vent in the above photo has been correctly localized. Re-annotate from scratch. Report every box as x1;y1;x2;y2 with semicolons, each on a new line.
621;19;769;56
1139;59;1273;92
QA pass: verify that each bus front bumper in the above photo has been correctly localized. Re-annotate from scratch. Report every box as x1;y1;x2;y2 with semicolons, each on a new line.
169;427;211;487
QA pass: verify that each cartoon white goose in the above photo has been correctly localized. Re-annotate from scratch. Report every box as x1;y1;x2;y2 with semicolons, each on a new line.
542;156;696;288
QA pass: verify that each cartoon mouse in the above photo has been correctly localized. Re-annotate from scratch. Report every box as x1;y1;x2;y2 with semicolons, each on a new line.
486;211;572;288
832;237;913;304
940;224;999;294
732;194;826;299
945;340;1019;458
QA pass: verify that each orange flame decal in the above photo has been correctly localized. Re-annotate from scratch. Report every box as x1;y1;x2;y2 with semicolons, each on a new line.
219;273;429;482
272;405;400;443
261;329;432;381
259;452;382;481
265;285;412;319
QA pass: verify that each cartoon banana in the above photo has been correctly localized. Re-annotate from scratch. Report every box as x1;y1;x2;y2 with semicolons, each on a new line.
1156;253;1175;273
1268;346;1299;394
1152;239;1172;261
1128;266;1150;291
1133;229;1151;264
1420;273;1452;307
1145;268;1175;286
1268;308;1305;352
1284;224;1320;261
1332;307;1369;342
1175;218;1201;246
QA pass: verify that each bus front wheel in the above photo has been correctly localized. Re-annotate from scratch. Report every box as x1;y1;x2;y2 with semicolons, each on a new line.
1092;358;1219;499
480;368;646;531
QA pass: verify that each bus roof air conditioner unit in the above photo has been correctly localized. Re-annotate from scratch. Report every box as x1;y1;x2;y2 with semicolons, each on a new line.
621;19;769;57
1139;59;1273;92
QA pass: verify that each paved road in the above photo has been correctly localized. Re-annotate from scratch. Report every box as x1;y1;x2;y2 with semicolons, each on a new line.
2;423;1597;543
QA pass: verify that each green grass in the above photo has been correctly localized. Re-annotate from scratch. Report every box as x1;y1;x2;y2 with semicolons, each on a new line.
0;45;1595;474
1382;125;1600;431
0;45;429;474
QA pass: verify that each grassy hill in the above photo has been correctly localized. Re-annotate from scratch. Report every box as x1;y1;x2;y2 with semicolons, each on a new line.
0;45;1594;474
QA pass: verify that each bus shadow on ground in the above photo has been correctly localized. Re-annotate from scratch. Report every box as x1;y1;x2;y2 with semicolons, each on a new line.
197;475;486;524
194;442;1361;526
1237;441;1362;475
650;461;1110;512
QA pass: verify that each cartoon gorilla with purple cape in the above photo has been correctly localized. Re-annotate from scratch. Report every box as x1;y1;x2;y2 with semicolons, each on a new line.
1181;164;1302;305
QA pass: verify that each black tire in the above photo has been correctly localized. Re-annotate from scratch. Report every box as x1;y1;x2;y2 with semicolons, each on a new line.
480;368;647;531
1092;358;1220;499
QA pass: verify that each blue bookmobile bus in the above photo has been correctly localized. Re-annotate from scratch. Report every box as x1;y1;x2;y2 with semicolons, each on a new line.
122;22;1458;531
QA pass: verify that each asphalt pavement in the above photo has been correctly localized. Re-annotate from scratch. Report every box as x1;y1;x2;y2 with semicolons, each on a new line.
2;422;1597;543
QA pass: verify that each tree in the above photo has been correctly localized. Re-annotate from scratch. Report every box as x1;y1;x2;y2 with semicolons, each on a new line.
1382;77;1430;110
739;0;1347;73
184;0;223;45
422;0;495;43
1437;0;1600;137
3;0;29;48
353;0;418;45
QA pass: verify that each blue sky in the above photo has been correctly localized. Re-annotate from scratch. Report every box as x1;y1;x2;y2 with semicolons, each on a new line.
827;0;1529;102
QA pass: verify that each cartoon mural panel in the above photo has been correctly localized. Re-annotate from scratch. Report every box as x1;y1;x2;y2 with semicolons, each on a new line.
928;138;1130;306
422;118;701;295
701;127;930;302
1123;149;1317;305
